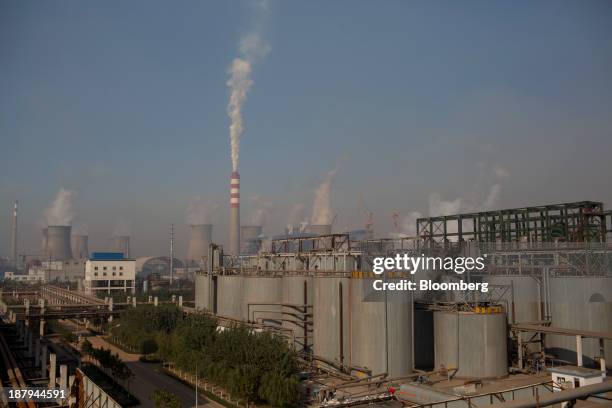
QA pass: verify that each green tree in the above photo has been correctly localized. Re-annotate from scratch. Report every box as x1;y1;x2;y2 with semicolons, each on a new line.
152;389;181;408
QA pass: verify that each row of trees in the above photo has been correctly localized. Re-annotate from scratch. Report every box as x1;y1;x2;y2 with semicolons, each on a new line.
81;340;133;383
112;306;300;407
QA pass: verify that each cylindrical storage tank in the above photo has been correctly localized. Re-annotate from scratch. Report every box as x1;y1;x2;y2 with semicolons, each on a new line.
282;275;313;351
195;273;212;311
483;275;540;356
547;276;612;366
434;311;508;378
241;225;262;255
217;275;243;320
45;226;73;260
242;276;282;326
350;278;413;376
111;236;130;258
308;224;332;236
187;224;212;265
72;235;89;259
313;276;350;367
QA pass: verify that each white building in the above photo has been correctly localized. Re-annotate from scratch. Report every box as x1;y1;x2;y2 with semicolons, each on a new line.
84;252;135;295
549;365;603;408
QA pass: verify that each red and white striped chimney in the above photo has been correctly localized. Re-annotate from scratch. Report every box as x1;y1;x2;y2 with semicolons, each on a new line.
229;171;240;255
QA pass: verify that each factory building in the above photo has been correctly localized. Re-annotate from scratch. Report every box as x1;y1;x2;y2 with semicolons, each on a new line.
196;200;612;388
84;252;135;295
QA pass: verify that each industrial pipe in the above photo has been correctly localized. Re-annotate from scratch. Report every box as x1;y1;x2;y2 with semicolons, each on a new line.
482;381;612;408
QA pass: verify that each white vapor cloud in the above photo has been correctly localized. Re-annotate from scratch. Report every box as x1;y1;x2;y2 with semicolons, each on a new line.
44;188;77;226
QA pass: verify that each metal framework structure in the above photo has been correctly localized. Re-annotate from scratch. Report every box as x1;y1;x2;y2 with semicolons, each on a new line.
416;201;611;244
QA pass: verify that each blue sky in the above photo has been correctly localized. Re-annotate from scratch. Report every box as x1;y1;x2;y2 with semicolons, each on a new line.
1;0;611;257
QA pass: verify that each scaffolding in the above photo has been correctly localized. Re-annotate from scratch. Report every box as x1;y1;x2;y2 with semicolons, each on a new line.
416;201;611;244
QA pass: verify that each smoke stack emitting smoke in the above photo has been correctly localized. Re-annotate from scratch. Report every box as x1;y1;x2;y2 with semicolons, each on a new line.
226;3;270;254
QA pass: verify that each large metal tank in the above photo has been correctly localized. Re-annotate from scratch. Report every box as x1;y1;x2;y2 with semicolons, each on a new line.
483;275;541;356
313;276;350;366
217;275;243;320
434;311;508;378
282;275;313;351
195;273;213;311
45;226;73;260
308;224;332;236
350;278;413;376
483;275;540;324
187;224;212;265
72;235;89;259
547;276;612;366
242;276;282;326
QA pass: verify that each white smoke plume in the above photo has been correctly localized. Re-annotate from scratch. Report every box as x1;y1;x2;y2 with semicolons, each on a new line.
311;169;338;225
248;194;272;226
393;164;511;238
226;5;270;172
44;188;77;226
288;203;307;225
187;197;219;225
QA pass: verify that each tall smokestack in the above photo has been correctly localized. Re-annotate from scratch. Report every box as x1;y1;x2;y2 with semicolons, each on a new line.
45;226;73;260
187;224;213;265
72;235;89;259
229;171;240;255
11;201;18;269
111;236;130;258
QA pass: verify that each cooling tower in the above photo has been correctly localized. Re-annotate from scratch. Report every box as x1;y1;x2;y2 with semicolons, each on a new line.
42;228;48;254
111;236;130;258
187;224;213;264
45;226;73;260
72;235;89;259
229;171;240;255
308;224;332;235
241;225;262;255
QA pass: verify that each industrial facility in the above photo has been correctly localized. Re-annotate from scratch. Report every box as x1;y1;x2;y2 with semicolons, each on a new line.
192;200;612;406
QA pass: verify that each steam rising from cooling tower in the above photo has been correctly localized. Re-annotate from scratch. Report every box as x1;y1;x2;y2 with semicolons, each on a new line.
187;198;219;225
187;224;213;265
311;169;337;226
44;189;77;226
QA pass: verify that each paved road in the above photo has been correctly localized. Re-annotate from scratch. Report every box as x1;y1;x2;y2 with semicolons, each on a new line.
87;335;224;408
55;319;223;408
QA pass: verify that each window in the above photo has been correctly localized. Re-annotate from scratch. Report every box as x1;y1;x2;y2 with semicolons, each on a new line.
119;272;123;276
103;272;107;276
94;272;98;277
112;272;116;276
113;266;116;270
119;266;123;270
94;266;99;271
103;266;107;270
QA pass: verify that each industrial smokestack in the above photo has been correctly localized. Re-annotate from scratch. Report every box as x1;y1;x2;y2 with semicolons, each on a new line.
308;224;332;236
45;226;73;260
187;224;213;265
72;235;89;259
111;236;130;258
229;171;240;255
241;225;262;254
11;201;18;269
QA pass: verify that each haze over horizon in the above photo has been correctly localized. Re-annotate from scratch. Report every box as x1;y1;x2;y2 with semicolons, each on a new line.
1;1;611;258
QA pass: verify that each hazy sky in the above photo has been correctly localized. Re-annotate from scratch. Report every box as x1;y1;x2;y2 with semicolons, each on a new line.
1;0;611;258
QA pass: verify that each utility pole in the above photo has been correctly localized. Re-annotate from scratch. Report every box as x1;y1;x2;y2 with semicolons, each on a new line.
11;200;18;270
170;224;174;285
